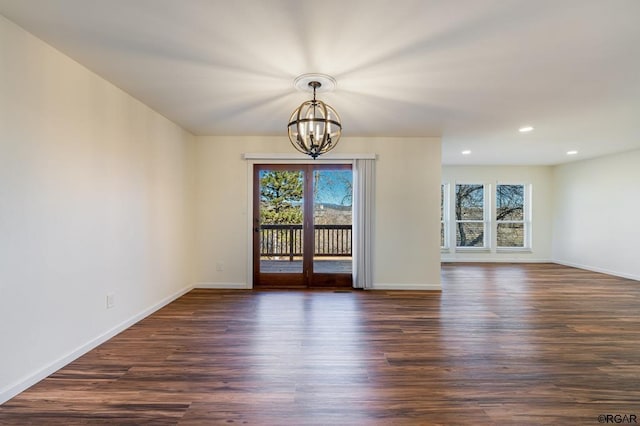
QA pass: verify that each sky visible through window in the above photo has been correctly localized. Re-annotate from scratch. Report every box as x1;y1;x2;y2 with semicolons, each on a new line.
314;170;352;206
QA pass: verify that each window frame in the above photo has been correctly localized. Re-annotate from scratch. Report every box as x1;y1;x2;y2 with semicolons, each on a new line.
454;183;490;251
495;183;532;251
441;183;450;251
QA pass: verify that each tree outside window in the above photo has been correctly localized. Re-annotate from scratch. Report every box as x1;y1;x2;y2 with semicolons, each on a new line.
496;184;526;247
259;170;303;224
455;184;485;247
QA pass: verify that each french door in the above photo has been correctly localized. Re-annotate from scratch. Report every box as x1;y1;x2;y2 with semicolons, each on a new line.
253;164;353;288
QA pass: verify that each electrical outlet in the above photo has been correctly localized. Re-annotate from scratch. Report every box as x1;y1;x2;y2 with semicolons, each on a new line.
106;293;115;309
216;262;224;272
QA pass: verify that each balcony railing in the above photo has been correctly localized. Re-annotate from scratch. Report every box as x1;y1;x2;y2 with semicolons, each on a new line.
260;224;352;261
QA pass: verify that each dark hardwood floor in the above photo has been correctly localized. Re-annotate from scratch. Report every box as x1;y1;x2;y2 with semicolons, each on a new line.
2;263;640;425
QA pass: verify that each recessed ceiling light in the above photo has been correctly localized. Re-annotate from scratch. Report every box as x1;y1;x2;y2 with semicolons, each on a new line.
567;150;578;155
461;150;471;155
519;126;534;133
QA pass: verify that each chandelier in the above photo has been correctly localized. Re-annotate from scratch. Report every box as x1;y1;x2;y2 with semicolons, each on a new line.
287;74;342;159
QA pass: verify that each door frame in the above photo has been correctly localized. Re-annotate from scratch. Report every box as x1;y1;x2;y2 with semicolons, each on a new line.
247;158;354;289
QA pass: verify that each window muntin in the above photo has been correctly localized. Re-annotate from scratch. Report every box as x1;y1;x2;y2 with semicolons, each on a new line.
455;184;486;248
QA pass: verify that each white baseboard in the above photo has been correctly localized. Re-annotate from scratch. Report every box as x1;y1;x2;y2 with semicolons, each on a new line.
441;258;552;263
553;259;640;282
0;284;193;405
371;283;442;291
194;282;249;289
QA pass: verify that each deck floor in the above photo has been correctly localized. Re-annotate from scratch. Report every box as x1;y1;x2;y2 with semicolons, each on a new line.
261;258;352;273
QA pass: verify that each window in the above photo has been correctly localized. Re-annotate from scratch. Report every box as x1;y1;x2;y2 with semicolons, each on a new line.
455;184;486;248
496;184;529;248
443;182;532;253
441;183;449;249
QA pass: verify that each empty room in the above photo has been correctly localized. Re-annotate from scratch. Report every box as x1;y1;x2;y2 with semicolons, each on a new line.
1;0;639;424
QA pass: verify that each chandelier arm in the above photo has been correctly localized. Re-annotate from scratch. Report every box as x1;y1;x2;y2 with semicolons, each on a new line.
288;121;309;155
292;135;309;154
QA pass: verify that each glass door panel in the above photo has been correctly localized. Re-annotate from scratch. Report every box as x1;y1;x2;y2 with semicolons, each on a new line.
258;168;304;275
312;169;353;275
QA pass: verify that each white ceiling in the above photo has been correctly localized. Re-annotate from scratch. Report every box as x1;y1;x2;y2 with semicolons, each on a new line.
1;0;639;165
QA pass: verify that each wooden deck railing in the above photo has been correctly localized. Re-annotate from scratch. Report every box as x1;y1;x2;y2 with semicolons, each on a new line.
260;224;352;260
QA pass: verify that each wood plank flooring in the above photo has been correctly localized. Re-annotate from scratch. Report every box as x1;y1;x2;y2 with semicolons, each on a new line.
2;263;640;425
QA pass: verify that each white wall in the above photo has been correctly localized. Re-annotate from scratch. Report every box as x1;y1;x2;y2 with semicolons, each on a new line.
0;15;195;402
194;136;441;290
441;165;554;262
552;149;640;280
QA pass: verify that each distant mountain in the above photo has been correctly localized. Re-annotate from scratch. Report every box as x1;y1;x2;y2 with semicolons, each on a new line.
314;203;352;225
